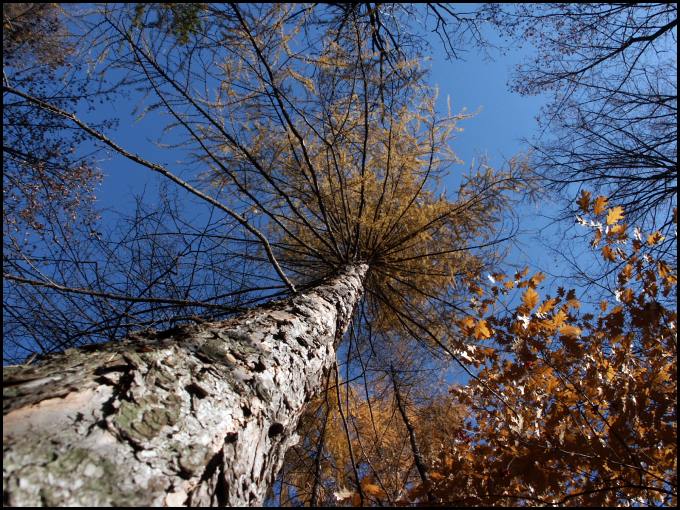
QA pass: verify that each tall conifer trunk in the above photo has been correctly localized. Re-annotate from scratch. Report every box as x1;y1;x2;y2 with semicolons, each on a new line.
3;264;368;506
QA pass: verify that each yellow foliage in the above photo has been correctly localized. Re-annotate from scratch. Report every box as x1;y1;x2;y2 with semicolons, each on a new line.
473;319;492;340
391;200;676;508
593;195;608;215
558;324;581;338
522;287;539;310
606;206;624;225
262;81;522;337
444;200;674;502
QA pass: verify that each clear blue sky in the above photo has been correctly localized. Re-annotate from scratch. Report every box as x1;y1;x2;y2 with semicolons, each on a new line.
427;26;584;296
428;30;607;308
430;42;544;178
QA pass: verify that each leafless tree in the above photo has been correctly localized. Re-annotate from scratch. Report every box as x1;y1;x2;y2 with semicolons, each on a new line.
484;4;677;266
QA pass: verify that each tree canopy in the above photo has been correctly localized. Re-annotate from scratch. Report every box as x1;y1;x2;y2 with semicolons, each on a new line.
2;3;677;507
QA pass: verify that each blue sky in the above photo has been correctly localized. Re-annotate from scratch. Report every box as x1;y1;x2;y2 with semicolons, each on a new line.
82;8;593;310
429;41;545;178
93;16;552;257
427;30;558;268
7;4;620;374
428;34;612;310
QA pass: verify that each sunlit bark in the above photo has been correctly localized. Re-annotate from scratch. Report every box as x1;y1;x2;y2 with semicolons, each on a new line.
3;265;367;506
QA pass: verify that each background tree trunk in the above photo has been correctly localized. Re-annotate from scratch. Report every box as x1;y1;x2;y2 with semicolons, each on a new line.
3;264;368;507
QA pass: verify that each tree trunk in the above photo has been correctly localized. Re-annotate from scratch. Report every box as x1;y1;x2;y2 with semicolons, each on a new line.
3;264;368;507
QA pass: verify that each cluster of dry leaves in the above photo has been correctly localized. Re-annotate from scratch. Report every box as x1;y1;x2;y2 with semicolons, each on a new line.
275;197;677;507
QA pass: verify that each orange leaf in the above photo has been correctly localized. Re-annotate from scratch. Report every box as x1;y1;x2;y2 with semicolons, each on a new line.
362;484;386;498
602;245;617;262
609;223;627;238
559;325;582;338
474;319;492;340
591;229;602;247
515;266;530;280
577;190;591;213
618;263;633;283
565;298;581;310
550;309;568;330
522;287;539;310
529;272;546;288
537;298;557;315
619;288;634;304
480;347;496;357
491;272;507;282
429;471;446;482
606;206;624;225
460;316;476;331
658;261;676;286
593;196;608;215
605;365;616;382
647;231;664;246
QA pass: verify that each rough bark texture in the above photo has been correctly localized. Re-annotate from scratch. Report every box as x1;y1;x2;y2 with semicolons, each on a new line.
3;264;367;507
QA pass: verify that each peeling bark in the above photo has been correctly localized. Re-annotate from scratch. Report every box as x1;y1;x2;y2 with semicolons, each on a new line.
3;264;368;507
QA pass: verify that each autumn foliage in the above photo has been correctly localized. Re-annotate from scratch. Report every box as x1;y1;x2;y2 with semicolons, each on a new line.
2;4;675;506
434;198;677;506
276;198;677;507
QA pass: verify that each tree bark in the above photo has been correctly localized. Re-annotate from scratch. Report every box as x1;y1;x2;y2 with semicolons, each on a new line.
3;264;368;507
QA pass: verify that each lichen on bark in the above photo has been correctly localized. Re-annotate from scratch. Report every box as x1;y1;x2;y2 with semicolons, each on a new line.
3;264;368;506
